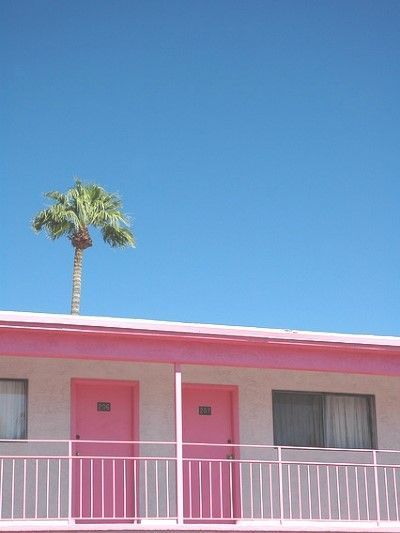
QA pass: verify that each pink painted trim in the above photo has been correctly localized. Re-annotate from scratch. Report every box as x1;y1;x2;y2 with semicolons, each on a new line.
1;313;400;377
1;327;399;376
1;310;400;348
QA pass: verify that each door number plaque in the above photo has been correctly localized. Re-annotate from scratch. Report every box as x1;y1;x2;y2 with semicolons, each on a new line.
198;406;212;415
97;402;111;412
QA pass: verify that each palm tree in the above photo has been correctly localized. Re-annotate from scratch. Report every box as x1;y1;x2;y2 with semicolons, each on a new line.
32;179;135;315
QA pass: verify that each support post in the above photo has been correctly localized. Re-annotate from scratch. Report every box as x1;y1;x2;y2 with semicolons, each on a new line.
175;364;184;524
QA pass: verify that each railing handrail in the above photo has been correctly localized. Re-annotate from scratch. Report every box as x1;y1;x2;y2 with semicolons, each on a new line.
0;438;399;454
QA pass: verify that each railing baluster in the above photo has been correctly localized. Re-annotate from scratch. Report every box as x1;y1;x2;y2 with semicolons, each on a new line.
269;463;273;519
144;459;148;518
35;459;38;519
11;459;15;519
345;465;350;519
249;462;254;519
79;458;82;518
112;459;116;519
208;460;212;519
393;467;400;520
355;466;360;520
239;461;244;519
278;446;284;523
23;458;27;519
327;465;331;520
298;464;302;519
188;460;192;519
288;463;292;519
384;466;389;520
101;459;105;519
198;460;203;519
90;458;93;519
364;466;369;521
259;462;264;519
317;465;322;519
165;460;170;518
155;460;159;518
393;467;399;521
0;459;3;520
373;450;381;524
336;465;340;520
229;459;233;519
46;459;50;518
57;458;61;519
133;458;137;519
123;459;126;519
219;461;223;519
68;441;72;523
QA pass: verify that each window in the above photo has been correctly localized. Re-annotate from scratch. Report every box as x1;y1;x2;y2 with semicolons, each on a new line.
273;391;375;449
0;380;27;439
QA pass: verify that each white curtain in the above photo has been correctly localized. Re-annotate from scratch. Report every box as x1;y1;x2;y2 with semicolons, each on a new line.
324;394;372;449
0;381;26;439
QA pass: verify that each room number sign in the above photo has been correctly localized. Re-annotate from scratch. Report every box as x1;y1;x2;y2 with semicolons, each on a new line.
198;406;212;415
97;402;111;412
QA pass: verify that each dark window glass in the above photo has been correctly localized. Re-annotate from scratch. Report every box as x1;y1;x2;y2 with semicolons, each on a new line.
273;391;374;449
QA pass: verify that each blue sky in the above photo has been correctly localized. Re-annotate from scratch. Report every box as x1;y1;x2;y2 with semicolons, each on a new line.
1;0;400;334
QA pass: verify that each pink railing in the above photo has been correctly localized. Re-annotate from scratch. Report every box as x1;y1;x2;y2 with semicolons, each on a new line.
0;440;398;528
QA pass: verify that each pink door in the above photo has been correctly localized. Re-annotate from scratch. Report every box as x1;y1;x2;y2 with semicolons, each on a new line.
72;380;137;521
182;385;237;521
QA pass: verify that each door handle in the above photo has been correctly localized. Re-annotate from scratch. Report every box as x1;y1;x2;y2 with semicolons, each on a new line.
75;452;80;456
226;453;234;460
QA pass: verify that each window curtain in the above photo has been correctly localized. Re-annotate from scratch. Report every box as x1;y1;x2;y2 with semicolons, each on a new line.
273;392;324;447
324;394;372;449
0;381;26;439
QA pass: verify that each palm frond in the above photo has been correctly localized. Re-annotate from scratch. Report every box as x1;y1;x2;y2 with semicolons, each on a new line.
32;207;74;239
44;191;68;204
101;225;135;248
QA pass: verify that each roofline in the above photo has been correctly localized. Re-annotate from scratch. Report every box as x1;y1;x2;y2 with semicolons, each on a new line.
1;310;399;348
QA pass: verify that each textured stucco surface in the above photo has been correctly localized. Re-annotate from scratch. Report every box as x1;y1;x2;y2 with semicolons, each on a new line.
0;357;399;449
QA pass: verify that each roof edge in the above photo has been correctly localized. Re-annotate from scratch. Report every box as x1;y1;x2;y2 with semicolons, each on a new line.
1;310;400;348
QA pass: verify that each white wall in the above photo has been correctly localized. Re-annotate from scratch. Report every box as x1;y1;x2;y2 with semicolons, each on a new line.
0;356;399;449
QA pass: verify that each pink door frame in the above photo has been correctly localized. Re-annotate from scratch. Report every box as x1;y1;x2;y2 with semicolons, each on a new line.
70;378;140;520
182;383;240;521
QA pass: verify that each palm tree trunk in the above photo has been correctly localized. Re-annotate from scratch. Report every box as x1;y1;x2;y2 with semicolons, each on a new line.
71;247;83;314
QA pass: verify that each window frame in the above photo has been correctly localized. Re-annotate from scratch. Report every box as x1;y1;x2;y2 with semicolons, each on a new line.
272;389;377;449
0;379;28;440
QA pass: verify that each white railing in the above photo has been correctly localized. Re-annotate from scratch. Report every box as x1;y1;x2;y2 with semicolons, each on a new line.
0;440;398;528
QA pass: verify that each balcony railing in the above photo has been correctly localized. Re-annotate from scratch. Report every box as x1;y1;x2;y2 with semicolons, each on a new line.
0;440;398;529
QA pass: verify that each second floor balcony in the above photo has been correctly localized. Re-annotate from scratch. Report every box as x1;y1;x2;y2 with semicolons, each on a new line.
0;440;398;531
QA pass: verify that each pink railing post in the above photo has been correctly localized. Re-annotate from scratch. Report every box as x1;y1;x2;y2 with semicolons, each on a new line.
175;364;184;525
68;440;73;524
373;450;381;526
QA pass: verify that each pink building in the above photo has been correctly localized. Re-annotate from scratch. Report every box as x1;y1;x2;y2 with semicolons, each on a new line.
0;310;399;532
